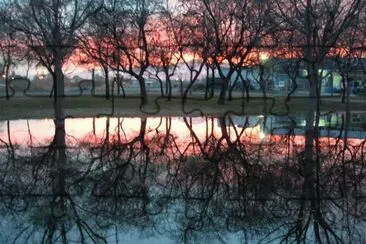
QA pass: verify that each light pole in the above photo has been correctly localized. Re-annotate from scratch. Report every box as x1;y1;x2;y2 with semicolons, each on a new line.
259;52;270;115
259;52;269;98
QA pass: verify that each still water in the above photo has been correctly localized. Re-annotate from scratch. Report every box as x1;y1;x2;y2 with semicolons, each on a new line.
0;114;366;243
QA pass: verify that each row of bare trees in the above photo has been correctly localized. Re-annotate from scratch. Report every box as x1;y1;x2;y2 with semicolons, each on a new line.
0;0;366;108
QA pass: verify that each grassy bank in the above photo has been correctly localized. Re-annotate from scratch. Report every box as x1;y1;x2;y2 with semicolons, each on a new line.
1;95;365;120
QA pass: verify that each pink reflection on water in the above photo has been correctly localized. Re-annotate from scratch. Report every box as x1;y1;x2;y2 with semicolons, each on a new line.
0;117;258;145
0;117;364;159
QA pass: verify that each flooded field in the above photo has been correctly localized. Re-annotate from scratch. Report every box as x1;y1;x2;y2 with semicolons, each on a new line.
0;114;366;243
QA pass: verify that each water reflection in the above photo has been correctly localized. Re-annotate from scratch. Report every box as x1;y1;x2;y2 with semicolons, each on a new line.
0;114;366;243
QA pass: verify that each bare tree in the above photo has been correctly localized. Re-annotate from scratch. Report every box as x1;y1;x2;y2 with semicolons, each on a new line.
78;21;114;100
98;0;162;105
0;3;24;100
0;36;15;101
182;0;273;104
274;0;364;108
148;6;180;100
167;7;209;114
78;0;140;100
8;0;103;119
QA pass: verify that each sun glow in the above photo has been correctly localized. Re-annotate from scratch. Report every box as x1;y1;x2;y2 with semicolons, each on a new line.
259;52;270;64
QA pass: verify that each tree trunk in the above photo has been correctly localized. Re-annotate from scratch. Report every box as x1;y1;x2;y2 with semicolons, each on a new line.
260;66;268;114
91;68;95;95
54;118;66;186
261;66;267;99
308;64;319;109
6;120;15;160
4;61;10;100
211;67;215;98
303;66;319;199
205;64;210;99
104;67;110;100
303;104;316;196
330;74;334;97
218;77;229;105
166;77;172;101
54;55;65;120
139;117;147;141
52;117;67;243
158;78;164;97
165;77;168;96
137;76;147;105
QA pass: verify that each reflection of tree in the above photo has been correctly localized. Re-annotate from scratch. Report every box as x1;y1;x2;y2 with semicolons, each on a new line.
0;121;15;164
0;119;108;243
86;117;161;236
265;110;366;243
1;115;366;243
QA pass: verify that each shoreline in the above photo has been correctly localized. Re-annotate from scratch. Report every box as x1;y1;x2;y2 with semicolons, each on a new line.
1;96;366;120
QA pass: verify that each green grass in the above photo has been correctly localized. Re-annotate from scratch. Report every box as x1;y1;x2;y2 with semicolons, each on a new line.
0;95;365;120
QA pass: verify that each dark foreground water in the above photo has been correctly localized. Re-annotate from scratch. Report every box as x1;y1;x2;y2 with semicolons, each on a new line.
0;113;366;243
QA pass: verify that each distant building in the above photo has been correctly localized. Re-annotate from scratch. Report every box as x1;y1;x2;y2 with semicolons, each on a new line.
206;58;366;95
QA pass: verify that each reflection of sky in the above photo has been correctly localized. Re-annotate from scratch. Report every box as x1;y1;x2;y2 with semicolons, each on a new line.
1;116;364;150
0;117;262;147
0;119;55;145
